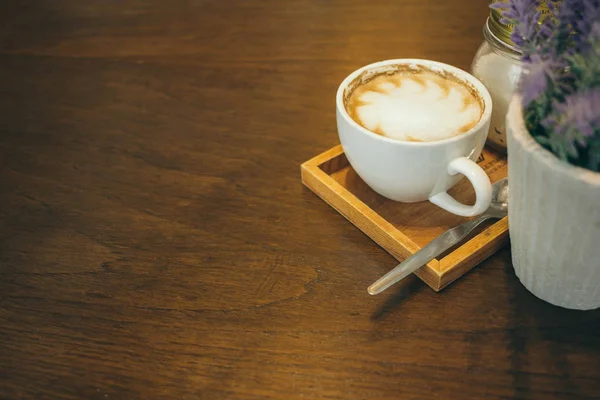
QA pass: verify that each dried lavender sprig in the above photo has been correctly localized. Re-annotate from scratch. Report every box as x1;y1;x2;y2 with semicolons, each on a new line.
542;88;600;148
490;0;600;171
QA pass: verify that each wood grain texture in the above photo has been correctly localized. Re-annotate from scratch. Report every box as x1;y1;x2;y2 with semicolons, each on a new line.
1;1;599;399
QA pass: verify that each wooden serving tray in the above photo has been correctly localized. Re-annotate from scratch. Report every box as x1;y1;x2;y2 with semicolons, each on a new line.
301;145;509;291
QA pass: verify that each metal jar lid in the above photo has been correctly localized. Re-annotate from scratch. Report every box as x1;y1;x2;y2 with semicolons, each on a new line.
488;1;558;48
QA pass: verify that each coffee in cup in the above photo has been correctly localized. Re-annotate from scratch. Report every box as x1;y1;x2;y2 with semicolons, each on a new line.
336;59;493;217
344;65;484;143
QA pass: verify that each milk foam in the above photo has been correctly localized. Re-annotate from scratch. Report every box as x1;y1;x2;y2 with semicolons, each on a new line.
347;71;482;142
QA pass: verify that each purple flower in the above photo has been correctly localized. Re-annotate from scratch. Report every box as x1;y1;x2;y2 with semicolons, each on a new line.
592;22;600;41
490;0;600;170
568;0;600;53
520;54;557;107
491;0;542;48
588;21;600;54
578;0;600;35
512;12;542;50
543;89;600;148
490;0;540;23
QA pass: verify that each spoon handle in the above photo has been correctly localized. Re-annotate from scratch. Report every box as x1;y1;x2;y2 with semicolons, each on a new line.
368;214;491;295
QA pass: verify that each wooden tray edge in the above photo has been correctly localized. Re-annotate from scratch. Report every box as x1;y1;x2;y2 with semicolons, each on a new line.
301;157;444;290
437;217;509;290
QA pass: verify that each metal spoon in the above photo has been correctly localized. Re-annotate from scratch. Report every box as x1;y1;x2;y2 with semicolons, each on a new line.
368;178;509;295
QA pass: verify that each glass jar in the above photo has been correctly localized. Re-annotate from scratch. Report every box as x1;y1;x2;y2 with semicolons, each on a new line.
471;9;523;152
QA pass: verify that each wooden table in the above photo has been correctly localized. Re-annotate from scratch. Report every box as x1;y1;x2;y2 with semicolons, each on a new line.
1;1;599;399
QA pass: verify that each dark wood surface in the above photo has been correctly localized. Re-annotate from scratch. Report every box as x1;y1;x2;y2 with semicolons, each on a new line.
0;1;599;399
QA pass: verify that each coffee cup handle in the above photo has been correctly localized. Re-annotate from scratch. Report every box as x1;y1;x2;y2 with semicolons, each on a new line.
428;157;492;217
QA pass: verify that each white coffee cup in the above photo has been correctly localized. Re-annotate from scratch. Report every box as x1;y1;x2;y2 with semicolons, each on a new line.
336;59;493;217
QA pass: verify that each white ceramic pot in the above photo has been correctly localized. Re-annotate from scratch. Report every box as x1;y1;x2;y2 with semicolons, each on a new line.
506;96;600;310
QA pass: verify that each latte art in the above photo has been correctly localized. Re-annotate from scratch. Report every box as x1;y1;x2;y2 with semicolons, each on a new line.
345;68;483;142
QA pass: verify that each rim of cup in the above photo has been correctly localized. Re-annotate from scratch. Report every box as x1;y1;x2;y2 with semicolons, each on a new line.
336;58;493;147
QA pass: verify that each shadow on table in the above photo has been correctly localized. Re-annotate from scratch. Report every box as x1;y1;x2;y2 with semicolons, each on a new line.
369;275;424;321
502;254;600;398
